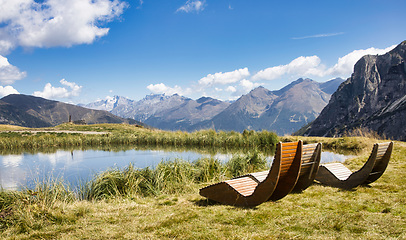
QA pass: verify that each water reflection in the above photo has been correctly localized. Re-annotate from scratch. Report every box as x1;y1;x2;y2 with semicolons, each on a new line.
2;155;23;167
0;149;236;190
321;151;355;164
0;147;355;191
1;155;26;189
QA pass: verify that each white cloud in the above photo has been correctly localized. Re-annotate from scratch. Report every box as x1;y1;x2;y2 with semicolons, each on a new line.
252;45;396;81
199;68;250;86
147;83;191;96
0;0;127;50
176;0;206;13
0;39;15;55
215;87;223;92
252;56;323;81
324;45;397;77
33;79;82;99
0;55;27;85
225;86;236;92
292;32;345;40
143;44;396;101
0;85;19;97
240;79;260;92
137;0;144;9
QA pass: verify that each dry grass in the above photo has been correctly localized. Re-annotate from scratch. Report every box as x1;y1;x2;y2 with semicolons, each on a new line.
0;125;27;131
0;133;405;239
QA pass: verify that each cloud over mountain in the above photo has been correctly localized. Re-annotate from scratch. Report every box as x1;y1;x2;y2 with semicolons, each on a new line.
252;56;323;81
199;68;250;86
146;45;396;101
147;83;192;96
251;46;397;82
33;79;82;100
0;86;19;97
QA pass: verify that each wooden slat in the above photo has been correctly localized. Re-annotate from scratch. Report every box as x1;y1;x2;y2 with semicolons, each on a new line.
282;142;299;146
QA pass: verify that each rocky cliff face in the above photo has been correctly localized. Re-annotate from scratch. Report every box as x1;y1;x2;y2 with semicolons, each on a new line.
301;41;406;140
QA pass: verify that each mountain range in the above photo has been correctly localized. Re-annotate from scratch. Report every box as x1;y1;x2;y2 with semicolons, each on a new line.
0;94;143;128
1;41;403;139
299;40;406;141
81;78;344;135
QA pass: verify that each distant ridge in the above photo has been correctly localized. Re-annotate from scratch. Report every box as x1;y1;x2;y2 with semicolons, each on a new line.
193;78;340;135
0;94;143;128
299;40;406;140
82;78;343;135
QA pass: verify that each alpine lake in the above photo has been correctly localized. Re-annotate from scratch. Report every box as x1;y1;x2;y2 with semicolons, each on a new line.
0;145;354;190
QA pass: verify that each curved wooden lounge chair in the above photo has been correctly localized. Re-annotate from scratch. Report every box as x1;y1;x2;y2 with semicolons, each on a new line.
315;142;393;190
292;142;322;192
199;141;303;207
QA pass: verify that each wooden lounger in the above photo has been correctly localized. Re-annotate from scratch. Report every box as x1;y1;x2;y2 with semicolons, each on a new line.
292;142;322;192
248;142;322;194
199;141;303;207
315;142;393;190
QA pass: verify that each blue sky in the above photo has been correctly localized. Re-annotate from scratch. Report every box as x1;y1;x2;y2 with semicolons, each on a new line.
0;0;405;103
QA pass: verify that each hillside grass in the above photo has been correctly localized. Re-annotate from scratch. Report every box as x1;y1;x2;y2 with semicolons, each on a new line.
0;123;278;153
0;125;27;131
0;125;405;239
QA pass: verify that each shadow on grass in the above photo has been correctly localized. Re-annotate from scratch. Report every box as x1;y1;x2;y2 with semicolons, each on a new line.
191;198;260;209
192;198;221;207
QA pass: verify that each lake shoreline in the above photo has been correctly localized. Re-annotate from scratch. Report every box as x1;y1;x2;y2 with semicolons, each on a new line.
1;124;404;239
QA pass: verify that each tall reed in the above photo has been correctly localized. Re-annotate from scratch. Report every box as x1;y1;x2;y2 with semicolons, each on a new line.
78;151;269;200
0;177;76;233
226;149;268;177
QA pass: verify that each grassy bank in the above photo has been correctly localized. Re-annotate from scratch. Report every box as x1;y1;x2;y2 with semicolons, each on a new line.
0;132;405;239
0;123;278;152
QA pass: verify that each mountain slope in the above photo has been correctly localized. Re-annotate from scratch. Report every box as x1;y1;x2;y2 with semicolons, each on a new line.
192;86;278;132
258;78;331;135
79;96;135;112
192;78;342;135
300;41;406;140
83;94;231;131
146;96;230;130
111;94;191;122
80;78;342;134
0;94;141;127
0;100;51;128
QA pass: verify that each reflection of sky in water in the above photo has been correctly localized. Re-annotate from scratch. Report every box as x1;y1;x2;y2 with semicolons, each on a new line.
321;151;354;163
1;155;26;189
0;149;232;190
0;149;355;190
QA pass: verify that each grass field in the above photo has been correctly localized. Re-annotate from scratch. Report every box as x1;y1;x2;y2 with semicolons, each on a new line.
0;124;405;239
0;123;278;154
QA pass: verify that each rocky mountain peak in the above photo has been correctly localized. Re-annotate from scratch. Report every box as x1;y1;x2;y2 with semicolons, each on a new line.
300;40;406;140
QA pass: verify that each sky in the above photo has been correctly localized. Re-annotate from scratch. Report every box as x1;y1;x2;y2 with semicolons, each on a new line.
0;0;405;104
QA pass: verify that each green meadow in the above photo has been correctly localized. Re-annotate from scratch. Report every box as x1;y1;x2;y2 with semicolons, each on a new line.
0;124;405;239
